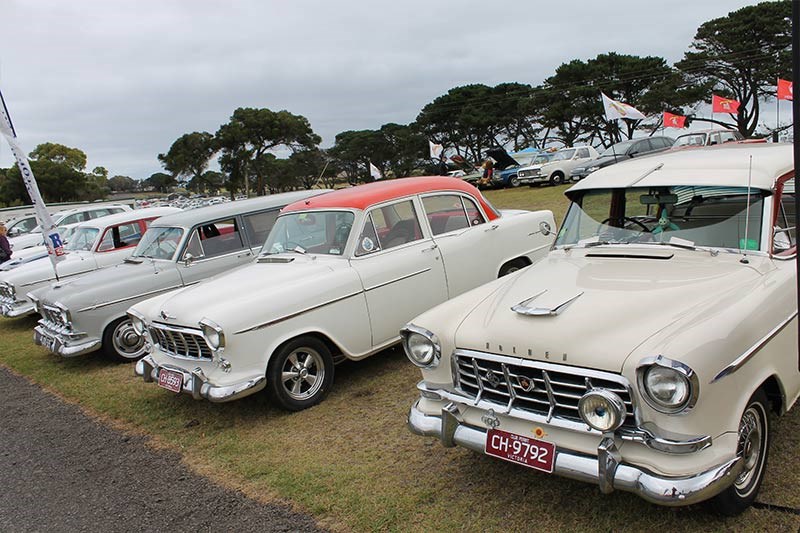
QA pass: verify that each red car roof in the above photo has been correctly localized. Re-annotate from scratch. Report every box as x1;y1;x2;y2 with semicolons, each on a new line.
282;176;500;220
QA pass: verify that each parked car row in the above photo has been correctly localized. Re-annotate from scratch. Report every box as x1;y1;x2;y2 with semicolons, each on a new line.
2;145;797;516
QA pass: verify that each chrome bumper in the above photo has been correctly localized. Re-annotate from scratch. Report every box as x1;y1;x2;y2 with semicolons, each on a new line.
408;400;743;507
0;301;36;318
135;354;266;403
33;325;101;357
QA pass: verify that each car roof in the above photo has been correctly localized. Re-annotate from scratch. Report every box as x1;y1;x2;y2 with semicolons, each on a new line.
282;176;500;219
567;143;793;194
54;203;132;217
150;190;330;228
677;129;739;136
75;207;181;230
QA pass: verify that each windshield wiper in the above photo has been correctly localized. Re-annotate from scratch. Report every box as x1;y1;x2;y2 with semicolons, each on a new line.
583;240;630;248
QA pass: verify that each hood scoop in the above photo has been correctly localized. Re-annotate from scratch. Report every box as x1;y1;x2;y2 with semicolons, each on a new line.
257;256;296;264
512;289;583;317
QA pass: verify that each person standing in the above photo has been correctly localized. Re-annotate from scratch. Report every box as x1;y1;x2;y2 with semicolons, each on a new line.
0;223;13;264
478;159;494;187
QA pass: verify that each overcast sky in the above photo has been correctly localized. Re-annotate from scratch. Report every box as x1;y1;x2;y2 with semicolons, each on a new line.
0;0;764;179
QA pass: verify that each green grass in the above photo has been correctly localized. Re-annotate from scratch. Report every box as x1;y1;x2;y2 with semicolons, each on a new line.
1;186;798;532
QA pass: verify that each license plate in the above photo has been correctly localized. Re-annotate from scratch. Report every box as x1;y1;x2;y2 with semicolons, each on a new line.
485;428;555;473
157;368;183;393
37;330;57;352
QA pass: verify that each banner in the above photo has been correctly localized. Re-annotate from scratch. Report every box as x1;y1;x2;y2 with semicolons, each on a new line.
777;78;793;101
428;140;444;160
369;161;382;180
0;89;65;271
601;93;646;121
711;94;740;113
663;111;686;128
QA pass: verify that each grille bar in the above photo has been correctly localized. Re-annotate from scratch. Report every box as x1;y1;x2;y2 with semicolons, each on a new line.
149;323;212;360
454;350;637;428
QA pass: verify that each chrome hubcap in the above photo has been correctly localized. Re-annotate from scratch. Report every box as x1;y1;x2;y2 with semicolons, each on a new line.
280;348;324;401
112;319;146;359
734;406;763;491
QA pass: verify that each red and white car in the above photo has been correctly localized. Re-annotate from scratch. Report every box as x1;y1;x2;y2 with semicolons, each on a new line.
131;177;555;410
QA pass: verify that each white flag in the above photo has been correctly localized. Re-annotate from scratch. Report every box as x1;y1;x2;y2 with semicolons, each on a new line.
0;89;66;272
429;140;444;160
369;161;382;180
601;93;646;121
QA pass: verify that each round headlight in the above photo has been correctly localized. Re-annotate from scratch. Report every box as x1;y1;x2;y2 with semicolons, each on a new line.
203;325;221;349
129;314;145;335
643;366;690;411
401;325;440;368
578;390;626;432
200;319;225;350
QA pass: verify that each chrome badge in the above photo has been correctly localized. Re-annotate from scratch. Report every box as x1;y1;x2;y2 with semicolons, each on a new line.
481;409;500;429
485;370;502;388
516;375;536;393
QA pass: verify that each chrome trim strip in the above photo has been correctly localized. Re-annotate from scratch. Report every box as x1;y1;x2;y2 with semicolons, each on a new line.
710;311;798;383
234;289;364;334
77;285;184;312
363;268;431;292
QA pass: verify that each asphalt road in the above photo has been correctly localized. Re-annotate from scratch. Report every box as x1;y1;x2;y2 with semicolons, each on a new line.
0;367;325;533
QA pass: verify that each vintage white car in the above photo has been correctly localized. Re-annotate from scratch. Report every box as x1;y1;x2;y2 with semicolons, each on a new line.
131;177;555;410
30;191;325;362
8;203;132;250
0;207;180;318
404;144;799;514
516;146;600;186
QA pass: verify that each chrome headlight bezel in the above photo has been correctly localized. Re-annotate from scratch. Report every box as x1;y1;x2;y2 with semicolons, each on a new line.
636;355;699;414
578;389;626;432
55;302;72;326
27;292;41;314
199;318;225;350
127;309;147;335
400;324;441;368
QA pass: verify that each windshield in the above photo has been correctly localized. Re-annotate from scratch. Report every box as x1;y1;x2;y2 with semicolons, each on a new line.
133;226;184;260
64;227;99;251
550;149;576;162
675;134;707;147
599;140;636;158
264;211;355;255
555;186;764;251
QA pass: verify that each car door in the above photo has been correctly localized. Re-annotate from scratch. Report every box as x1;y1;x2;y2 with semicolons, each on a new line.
349;198;448;347
564;147;593;175
177;217;253;285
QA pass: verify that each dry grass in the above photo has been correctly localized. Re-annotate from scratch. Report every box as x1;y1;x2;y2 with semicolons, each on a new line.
1;185;798;532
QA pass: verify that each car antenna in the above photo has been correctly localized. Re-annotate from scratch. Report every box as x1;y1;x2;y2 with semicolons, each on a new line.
740;155;754;264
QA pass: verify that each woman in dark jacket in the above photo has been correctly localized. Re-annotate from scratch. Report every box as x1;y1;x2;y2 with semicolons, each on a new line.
0;223;13;264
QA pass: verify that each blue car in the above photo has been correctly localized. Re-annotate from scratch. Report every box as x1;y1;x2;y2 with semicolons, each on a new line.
487;149;552;188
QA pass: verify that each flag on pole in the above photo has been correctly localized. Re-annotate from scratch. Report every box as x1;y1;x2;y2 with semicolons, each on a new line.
369;161;382;180
601;93;646;121
711;94;740;113
663;111;687;128
428;140;444;160
777;78;793;101
0;89;65;272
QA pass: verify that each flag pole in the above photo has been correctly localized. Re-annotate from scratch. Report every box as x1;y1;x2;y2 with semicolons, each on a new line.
792;0;800;371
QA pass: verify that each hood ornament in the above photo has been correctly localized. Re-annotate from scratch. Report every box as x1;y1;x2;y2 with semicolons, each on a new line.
512;289;584;317
160;309;175;320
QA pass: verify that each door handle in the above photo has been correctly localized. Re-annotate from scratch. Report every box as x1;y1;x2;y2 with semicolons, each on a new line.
421;244;438;253
485;224;499;232
237;251;253;258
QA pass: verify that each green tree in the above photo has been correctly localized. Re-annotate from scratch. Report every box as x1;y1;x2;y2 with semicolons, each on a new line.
81;166;109;200
676;1;791;136
1;143;89;203
144;172;176;193
328;129;385;184
29;142;87;171
158;132;217;193
108;175;138;192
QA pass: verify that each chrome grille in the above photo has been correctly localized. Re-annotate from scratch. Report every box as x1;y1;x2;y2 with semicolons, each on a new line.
149;323;212;360
41;304;67;329
454;350;636;429
0;283;14;303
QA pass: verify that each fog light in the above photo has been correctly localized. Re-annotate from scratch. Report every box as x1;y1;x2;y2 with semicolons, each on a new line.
578;390;626;432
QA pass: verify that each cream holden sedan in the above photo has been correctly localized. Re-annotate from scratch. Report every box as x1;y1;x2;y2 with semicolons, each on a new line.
131;177;555;411
403;144;799;515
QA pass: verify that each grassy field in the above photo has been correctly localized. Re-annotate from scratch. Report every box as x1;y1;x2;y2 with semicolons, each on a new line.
1;184;799;532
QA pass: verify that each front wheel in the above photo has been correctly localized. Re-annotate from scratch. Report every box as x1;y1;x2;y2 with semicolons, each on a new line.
267;336;334;411
508;175;520;188
710;389;770;516
102;316;147;363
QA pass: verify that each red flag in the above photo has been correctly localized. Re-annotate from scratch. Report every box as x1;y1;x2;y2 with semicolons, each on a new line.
777;78;793;101
663;111;686;128
712;94;740;113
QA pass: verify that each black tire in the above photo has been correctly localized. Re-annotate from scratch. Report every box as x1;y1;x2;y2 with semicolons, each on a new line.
267;336;334;411
102;316;148;363
508;175;521;188
549;172;564;186
710;389;770;516
499;258;529;277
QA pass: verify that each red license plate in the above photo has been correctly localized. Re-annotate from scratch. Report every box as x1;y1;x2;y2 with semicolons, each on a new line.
157;368;183;393
485;428;556;473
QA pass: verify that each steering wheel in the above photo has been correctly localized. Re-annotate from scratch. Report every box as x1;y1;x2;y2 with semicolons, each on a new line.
600;217;651;233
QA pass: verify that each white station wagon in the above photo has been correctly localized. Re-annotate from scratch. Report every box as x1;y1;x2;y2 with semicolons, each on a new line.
131;177;555;410
0;207;180;318
29;191;325;362
403;144;798;515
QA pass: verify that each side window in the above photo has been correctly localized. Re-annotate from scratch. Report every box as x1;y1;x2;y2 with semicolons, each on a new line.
243;210;279;248
576;148;590;159
366;200;422;251
355;214;381;257
719;132;737;144
462;197;486;226
634;140;654;154
708;133;721;146
192;218;245;258
775;179;796;253
651;138;668;149
422;195;478;235
183;231;203;259
97;222;142;252
59;214;79;226
88;209;111;220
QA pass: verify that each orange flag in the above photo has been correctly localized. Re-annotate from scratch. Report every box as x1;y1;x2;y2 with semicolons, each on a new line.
712;94;740;113
663;111;686;128
777;78;793;101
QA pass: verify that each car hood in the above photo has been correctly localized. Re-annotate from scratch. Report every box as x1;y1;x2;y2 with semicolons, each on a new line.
486;148;520;170
149;254;361;331
0;250;97;289
0;245;49;271
453;248;766;373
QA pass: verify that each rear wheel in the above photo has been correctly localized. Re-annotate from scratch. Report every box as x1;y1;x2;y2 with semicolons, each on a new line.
102;316;147;363
267;336;334;411
710;389;770;516
549;172;565;186
499;258;529;277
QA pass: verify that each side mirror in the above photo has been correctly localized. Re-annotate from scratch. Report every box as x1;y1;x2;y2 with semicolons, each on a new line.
773;226;794;252
183;252;196;267
8;227;22;237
